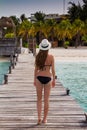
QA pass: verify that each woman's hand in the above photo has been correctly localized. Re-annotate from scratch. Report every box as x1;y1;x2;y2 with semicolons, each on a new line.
34;79;36;86
52;80;55;88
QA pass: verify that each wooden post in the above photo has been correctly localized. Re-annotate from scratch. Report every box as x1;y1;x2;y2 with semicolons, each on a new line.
4;74;8;84
15;54;18;62
13;56;16;68
84;113;87;122
15;60;17;66
55;75;57;79
10;54;16;69
33;38;36;56
11;62;14;69
9;66;11;74
10;54;13;67
66;88;70;95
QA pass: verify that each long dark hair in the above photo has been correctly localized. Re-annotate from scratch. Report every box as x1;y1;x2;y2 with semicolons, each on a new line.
35;50;48;70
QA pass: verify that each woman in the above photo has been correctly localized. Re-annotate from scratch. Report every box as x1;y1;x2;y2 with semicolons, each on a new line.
34;39;55;125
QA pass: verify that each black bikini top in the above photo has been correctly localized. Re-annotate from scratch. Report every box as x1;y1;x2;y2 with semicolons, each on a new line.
44;64;51;67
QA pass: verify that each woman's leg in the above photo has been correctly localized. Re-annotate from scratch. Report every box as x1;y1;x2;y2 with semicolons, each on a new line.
36;79;43;122
43;82;51;123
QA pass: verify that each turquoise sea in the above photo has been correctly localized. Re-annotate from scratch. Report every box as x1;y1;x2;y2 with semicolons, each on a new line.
0;62;10;84
56;61;87;112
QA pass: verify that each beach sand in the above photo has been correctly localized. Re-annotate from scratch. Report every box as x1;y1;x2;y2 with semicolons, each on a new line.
48;47;87;62
0;56;10;62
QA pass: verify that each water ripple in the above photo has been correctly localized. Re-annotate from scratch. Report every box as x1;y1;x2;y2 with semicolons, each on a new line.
56;62;87;112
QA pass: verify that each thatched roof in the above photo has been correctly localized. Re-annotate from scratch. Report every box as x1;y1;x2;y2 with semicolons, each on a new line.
0;17;15;28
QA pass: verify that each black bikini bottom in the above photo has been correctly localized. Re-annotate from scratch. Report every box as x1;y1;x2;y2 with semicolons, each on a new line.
37;76;51;84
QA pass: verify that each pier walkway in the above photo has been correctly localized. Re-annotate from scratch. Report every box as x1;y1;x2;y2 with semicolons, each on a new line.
0;51;87;130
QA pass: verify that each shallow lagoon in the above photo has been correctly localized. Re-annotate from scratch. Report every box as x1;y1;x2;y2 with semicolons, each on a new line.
0;62;10;84
56;61;87;112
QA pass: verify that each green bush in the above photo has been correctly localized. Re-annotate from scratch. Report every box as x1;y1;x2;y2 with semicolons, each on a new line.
82;35;87;43
36;44;39;48
64;41;70;48
23;42;28;48
5;33;15;38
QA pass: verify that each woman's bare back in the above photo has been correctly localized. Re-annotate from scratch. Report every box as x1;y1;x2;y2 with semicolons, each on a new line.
36;54;54;77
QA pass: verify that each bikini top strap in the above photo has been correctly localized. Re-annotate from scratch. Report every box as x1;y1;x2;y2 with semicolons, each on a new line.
44;64;51;67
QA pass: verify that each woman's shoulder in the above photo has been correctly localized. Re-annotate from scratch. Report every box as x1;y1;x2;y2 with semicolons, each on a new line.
47;54;54;62
48;54;54;58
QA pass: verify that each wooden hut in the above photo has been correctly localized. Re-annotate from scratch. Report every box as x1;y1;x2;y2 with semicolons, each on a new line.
0;17;20;56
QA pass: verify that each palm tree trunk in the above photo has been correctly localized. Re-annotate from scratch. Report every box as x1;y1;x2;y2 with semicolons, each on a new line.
75;32;80;48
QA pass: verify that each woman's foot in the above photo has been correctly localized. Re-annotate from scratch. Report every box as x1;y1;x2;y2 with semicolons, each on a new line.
42;119;47;124
37;119;42;125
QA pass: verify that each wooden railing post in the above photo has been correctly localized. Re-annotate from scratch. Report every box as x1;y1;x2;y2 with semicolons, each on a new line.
84;113;87;122
33;38;36;56
13;56;16;68
10;54;13;67
10;54;15;69
15;54;18;62
4;74;8;84
66;88;70;95
9;66;12;74
55;75;57;79
12;59;15;69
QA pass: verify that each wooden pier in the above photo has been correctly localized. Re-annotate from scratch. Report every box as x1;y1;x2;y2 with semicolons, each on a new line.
0;51;87;130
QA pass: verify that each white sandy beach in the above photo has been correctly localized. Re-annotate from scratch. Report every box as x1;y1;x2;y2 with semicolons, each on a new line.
48;47;87;62
26;47;87;62
0;56;10;62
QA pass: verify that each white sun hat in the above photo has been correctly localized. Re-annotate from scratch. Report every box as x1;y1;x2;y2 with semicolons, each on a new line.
39;39;51;50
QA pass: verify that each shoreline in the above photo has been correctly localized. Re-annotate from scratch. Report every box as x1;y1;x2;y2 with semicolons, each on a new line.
49;47;87;62
0;56;9;62
0;47;87;62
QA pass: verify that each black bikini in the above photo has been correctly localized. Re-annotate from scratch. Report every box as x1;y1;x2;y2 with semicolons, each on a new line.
37;64;51;84
37;76;51;84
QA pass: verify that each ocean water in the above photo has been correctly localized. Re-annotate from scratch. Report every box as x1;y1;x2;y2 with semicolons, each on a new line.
0;62;10;85
56;61;87;112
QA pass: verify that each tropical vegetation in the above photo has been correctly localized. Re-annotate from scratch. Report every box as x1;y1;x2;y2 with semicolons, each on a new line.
0;0;87;48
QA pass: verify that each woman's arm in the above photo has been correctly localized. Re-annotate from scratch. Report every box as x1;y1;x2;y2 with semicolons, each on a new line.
51;55;55;87
34;65;38;86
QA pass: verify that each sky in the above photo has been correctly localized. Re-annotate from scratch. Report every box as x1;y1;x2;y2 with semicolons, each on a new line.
0;0;83;18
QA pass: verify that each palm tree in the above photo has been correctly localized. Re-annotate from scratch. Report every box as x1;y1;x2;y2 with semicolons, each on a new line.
34;11;45;22
68;2;82;22
55;19;72;47
20;14;27;22
39;19;56;39
10;15;20;37
80;20;87;45
82;0;87;21
33;11;46;43
72;19;85;47
33;21;45;43
18;19;38;52
33;19;57;44
18;19;33;45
